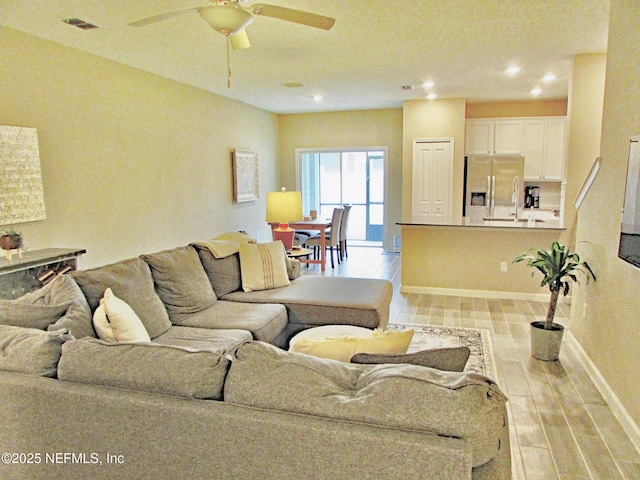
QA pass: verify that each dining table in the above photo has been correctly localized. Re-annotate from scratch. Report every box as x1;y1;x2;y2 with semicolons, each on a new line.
271;218;332;272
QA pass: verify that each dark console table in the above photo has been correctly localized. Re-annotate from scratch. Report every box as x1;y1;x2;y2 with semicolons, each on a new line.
0;248;86;299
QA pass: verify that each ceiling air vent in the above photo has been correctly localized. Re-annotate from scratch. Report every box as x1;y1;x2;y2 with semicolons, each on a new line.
401;85;414;91
62;18;99;30
282;82;305;88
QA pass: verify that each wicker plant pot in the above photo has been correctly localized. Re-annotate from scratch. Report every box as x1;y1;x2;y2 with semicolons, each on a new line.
0;235;22;251
530;321;564;361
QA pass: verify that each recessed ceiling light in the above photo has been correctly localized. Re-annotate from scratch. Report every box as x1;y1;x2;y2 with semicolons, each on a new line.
506;65;520;76
426;93;437;100
542;73;556;84
422;81;434;89
312;95;323;101
530;87;542;96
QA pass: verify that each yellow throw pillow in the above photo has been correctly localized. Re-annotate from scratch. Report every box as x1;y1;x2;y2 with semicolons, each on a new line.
92;288;150;343
239;241;291;292
289;325;414;362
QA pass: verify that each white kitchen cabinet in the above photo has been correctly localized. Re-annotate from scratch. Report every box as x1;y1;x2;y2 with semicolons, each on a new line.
465;119;523;155
494;120;524;154
523;117;566;181
465;120;493;155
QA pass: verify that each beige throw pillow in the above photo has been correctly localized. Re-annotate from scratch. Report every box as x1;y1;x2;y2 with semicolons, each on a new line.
239;241;291;292
92;288;150;343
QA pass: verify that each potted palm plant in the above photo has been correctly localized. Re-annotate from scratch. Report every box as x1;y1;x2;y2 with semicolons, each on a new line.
513;241;596;361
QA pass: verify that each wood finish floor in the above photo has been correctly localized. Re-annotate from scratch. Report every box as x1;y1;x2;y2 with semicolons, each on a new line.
301;246;640;479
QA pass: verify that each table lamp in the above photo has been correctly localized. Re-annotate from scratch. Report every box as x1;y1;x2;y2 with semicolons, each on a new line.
266;188;303;251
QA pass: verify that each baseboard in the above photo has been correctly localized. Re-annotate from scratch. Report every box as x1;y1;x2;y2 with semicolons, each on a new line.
399;285;570;303
565;332;640;452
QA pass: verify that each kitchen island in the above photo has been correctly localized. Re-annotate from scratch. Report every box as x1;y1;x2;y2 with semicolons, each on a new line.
398;216;565;300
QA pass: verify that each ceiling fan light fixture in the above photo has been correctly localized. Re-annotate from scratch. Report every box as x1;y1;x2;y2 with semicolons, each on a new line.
199;5;253;36
230;29;251;50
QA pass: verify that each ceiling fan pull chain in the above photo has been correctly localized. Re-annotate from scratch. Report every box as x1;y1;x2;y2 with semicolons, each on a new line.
226;36;232;88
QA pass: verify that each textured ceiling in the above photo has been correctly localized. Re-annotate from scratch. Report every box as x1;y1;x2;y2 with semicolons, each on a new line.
0;0;610;114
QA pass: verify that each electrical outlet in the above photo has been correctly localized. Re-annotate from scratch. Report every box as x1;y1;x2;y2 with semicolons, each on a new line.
500;261;508;272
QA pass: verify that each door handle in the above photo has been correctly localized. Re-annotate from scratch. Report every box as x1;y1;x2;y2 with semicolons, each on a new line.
492;176;496;212
486;175;491;217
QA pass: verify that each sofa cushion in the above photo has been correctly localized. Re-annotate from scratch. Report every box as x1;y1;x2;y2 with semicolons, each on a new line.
195;249;243;298
58;338;230;400
151;326;251;355
222;276;393;330
0;325;74;378
72;257;171;339
0;275;94;339
176;300;287;345
225;341;508;468
45;275;95;339
0;299;70;330
141;246;218;325
351;347;471;372
289;325;414;362
92;288;151;343
239;241;290;292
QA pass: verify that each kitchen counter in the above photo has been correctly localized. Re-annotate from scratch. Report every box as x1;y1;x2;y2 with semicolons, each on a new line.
398;215;564;230
398;216;565;298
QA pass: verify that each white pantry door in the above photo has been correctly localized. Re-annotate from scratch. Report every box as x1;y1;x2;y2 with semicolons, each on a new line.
411;139;453;218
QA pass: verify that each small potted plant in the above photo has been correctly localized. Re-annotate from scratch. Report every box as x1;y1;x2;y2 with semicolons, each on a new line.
0;229;23;251
513;241;596;361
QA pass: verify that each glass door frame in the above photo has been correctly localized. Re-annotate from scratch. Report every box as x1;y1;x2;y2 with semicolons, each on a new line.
295;147;388;244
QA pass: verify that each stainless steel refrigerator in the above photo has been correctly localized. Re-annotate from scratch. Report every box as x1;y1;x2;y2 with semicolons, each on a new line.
464;156;525;220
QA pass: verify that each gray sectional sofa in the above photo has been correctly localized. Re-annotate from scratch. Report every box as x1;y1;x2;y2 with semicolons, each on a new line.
0;239;511;479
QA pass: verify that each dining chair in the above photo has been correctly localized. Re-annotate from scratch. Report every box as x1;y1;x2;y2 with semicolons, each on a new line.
338;204;351;261
305;207;343;269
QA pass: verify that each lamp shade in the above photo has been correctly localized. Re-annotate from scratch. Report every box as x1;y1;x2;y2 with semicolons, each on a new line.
266;190;303;223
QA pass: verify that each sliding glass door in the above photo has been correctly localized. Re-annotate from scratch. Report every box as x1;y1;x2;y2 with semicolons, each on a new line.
297;148;385;243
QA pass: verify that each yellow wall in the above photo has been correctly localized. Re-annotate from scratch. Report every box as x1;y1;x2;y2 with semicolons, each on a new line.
571;0;640;427
466;100;568;118
562;54;607;245
278;109;403;249
0;27;279;268
402;99;467;217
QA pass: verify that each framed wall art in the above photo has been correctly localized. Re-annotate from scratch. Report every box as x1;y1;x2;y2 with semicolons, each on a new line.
232;149;259;203
0;125;47;225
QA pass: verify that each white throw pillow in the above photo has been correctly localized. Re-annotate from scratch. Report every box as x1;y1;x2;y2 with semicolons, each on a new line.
239;241;291;292
92;288;150;343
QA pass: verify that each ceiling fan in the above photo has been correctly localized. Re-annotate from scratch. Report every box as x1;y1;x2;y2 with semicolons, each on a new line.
128;1;336;87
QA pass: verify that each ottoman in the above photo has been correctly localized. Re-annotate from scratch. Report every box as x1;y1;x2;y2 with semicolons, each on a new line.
288;325;414;362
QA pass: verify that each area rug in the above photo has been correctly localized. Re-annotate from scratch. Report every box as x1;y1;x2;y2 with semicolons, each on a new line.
386;323;496;380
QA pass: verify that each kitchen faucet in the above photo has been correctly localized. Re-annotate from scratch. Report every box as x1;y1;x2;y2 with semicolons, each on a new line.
512;176;519;221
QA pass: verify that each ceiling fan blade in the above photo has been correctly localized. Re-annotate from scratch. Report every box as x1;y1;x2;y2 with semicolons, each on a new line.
127;7;200;27
250;4;335;30
230;29;251;50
